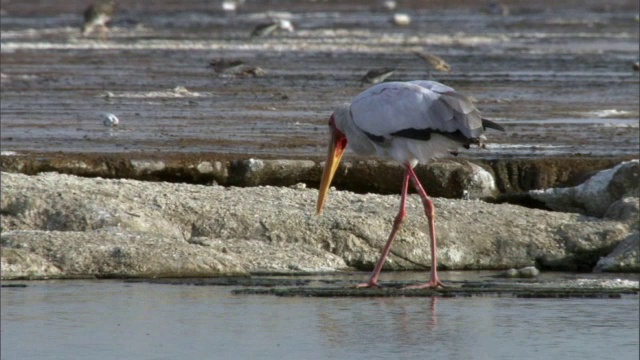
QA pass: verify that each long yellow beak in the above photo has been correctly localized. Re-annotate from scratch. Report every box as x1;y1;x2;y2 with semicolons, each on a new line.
316;135;346;215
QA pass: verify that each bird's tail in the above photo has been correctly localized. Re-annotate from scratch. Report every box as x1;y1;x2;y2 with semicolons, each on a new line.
481;118;505;132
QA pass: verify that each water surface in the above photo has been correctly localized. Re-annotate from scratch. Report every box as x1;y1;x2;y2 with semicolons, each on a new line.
1;279;638;359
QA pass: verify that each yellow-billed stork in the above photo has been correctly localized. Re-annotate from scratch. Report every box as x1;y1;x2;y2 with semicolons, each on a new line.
317;80;504;288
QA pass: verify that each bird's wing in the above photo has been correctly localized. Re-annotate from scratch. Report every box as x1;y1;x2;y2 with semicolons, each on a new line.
350;81;484;142
368;68;395;77
251;22;278;37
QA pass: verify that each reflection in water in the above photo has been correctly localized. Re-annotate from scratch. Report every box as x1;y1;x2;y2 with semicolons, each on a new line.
315;297;442;356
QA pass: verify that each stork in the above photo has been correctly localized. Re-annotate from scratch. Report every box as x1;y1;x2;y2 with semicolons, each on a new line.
316;80;504;288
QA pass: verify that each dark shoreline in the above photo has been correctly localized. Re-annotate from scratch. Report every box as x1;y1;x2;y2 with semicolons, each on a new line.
1;152;636;196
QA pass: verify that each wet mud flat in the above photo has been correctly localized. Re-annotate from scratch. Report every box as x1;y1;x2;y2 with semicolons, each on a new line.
128;276;640;299
5;275;639;298
1;0;638;167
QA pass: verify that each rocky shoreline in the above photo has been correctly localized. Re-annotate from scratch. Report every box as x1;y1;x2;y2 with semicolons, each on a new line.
1;157;637;280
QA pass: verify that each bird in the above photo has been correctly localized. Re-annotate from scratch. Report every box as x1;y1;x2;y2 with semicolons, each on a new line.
413;51;451;78
488;2;510;16
102;113;119;127
221;0;245;12
382;0;397;11
81;0;118;40
316;80;504;289
391;13;411;26
236;66;266;78
251;18;294;37
360;67;395;86
208;58;245;73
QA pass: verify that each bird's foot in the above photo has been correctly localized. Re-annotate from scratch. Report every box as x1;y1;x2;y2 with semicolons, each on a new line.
354;281;381;288
403;277;445;290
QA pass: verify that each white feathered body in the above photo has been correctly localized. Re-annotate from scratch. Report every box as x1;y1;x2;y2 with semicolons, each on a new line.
102;113;119;127
332;80;489;167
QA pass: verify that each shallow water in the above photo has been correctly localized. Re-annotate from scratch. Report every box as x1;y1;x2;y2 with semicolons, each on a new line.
1;278;639;360
1;0;638;158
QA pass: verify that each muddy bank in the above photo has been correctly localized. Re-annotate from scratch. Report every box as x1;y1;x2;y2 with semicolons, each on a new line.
126;276;640;299
1;152;636;199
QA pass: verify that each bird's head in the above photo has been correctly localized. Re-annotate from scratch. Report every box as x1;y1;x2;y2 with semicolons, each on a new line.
317;111;348;215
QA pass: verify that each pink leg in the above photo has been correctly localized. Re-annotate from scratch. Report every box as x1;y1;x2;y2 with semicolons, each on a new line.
100;25;109;41
356;167;411;288
404;166;444;289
